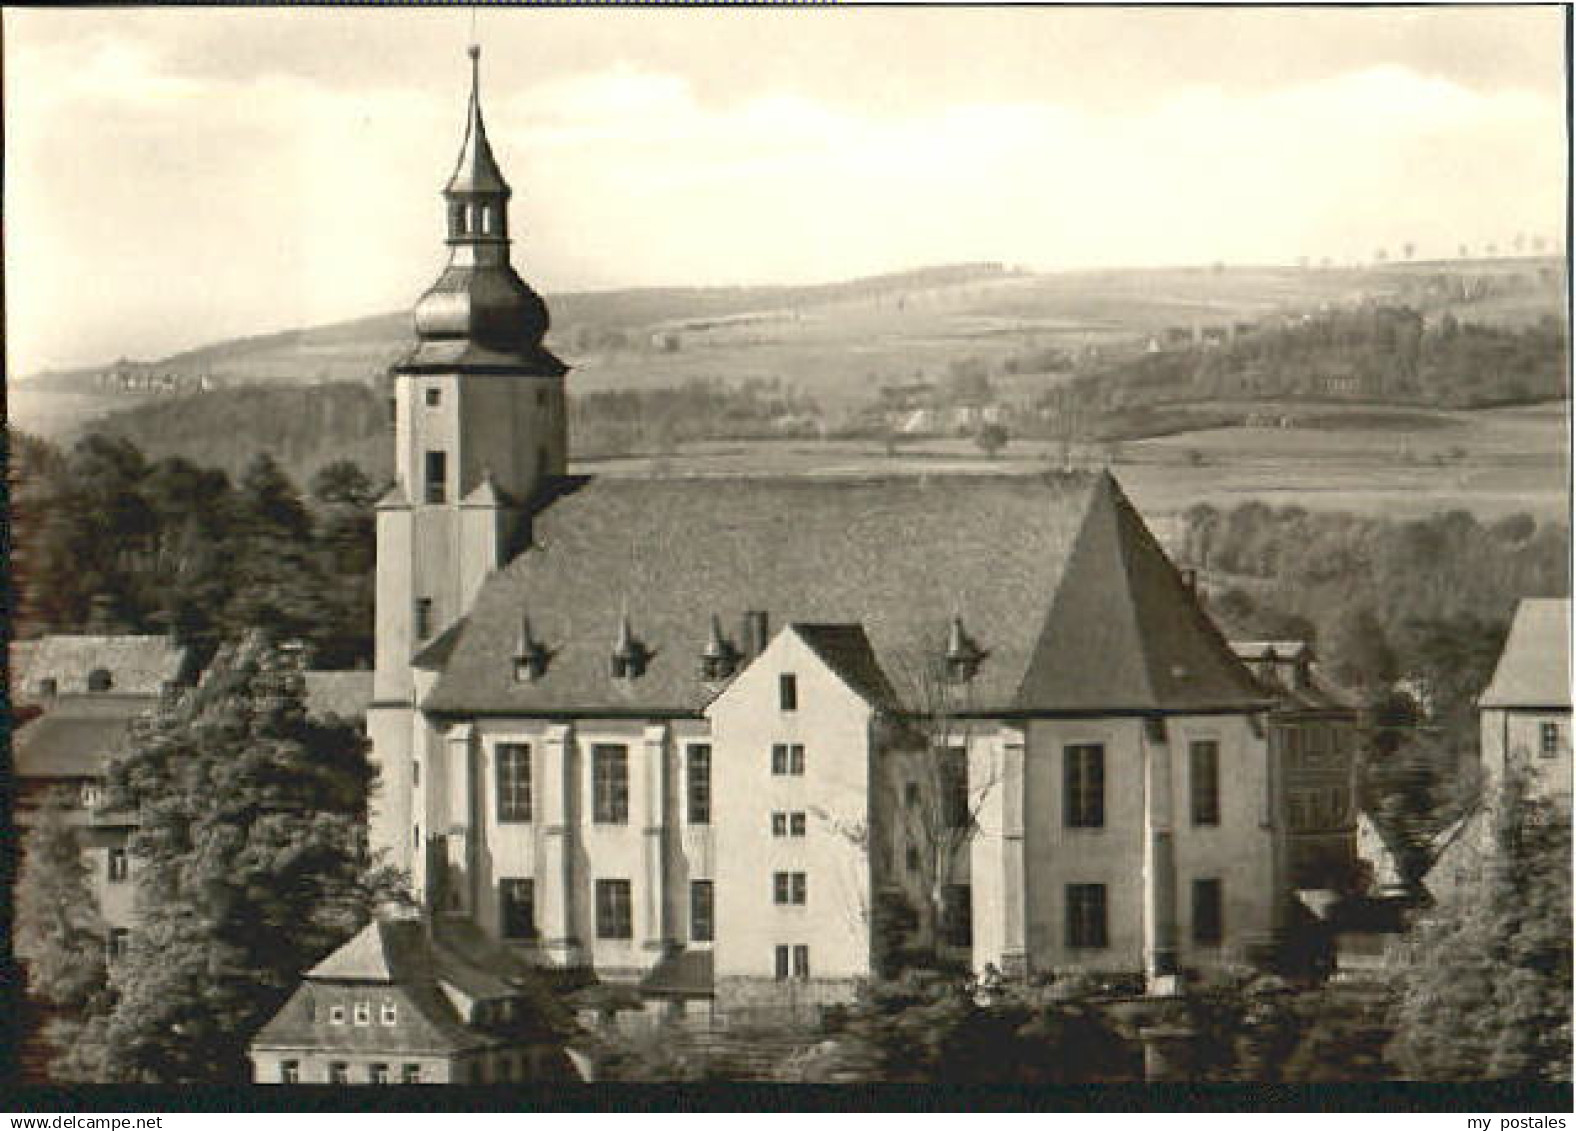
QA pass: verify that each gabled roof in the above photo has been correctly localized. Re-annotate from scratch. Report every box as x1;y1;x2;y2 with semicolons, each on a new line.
14;695;155;778
12;634;190;698
1479;597;1571;709
422;471;1267;717
791;624;899;708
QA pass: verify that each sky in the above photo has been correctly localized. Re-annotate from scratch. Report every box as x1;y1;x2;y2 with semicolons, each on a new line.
4;5;1567;376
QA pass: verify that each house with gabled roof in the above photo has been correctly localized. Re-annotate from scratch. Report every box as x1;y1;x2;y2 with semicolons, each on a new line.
251;914;579;1084
1478;597;1571;807
363;47;1293;1019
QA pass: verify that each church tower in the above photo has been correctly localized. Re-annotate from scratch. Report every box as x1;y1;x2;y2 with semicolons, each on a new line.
369;47;568;869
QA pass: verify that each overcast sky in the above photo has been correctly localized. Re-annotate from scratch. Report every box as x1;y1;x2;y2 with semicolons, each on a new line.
5;6;1566;376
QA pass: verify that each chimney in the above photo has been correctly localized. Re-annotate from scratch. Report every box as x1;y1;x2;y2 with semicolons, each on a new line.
741;610;770;660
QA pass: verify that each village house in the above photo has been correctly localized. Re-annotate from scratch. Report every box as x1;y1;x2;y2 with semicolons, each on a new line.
251;914;577;1084
1477;596;1571;807
359;46;1307;1028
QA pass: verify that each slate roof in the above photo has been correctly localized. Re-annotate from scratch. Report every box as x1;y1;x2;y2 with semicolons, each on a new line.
12;634;190;698
259;917;570;1055
1479;597;1572;710
1230;641;1358;713
423;471;1267;717
302;671;374;723
13;695;155;778
792;624;899;708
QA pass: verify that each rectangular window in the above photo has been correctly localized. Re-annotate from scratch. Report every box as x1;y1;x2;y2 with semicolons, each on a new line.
499;878;536;941
402;1064;422;1085
353;1002;371;1026
107;928;130;962
496;743;532;823
780;673;798;711
906;846;921;874
107;847;129;883
424;450;447;504
592;745;629;824
1541;721;1561;757
690;880;714;943
773;872;807;906
413;759;420;788
425;387;441;407
1066;883;1108;949
381;1003;398;1025
1064;744;1105;828
771;811;807;837
775;945;791;980
1193;878;1224;945
595;879;633;940
370;1063;390;1085
940;747;969;829
790;812;806;837
280;1061;299;1084
687;744;712;825
942;884;973;948
771;743;806;776
415;598;433;641
329;1005;346;1025
793;945;810;978
1190;740;1221;826
772;811;788;837
329;1063;349;1085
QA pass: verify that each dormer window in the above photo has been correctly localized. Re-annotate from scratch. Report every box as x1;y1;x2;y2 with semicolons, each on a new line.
513;616;549;682
944;617;985;683
87;668;113;693
353;1002;371;1026
611;617;650;680
700;616;741;681
382;1003;398;1026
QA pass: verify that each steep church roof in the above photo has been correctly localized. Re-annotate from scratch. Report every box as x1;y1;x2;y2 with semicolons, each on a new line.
422;471;1267;718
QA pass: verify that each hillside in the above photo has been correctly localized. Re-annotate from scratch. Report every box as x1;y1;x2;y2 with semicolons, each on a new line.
13;257;1563;443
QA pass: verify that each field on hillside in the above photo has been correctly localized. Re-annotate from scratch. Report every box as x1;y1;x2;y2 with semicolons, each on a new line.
573;401;1570;523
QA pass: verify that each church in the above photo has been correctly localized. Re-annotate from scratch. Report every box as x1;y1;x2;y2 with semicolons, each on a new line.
366;49;1291;1018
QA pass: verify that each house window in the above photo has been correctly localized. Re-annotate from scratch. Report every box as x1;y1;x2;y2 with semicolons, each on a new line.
353;1002;371;1026
415;598;433;641
771;743;805;776
370;1063;390;1085
595;879;633;939
1064;744;1105;828
691;880;714;943
402;1064;422;1085
496;743;532;823
906;846;921;874
87;668;113;693
107;847;129;883
771;811;807;837
424;450;447;504
280;1061;299;1084
1066;883;1108;949
780;673;798;711
940;747;969;829
775;945;810;979
329;1005;346;1025
1540;721;1562;757
1193;878;1224;945
382;1003;398;1025
1190;740;1221;826
37;677;57;698
107;928;130;962
499;878;536;941
687;745;712;825
592;745;629;824
81;782;101;808
413;759;420;788
942;884;973;948
329;1062;349;1085
773;872;807;906
425;387;441;407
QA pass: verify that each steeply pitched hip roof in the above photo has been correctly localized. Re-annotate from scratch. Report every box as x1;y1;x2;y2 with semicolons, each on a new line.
422;471;1266;717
